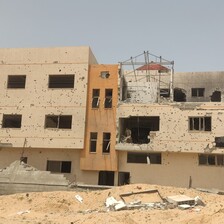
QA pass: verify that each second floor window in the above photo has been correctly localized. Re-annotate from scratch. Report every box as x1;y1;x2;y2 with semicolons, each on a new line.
105;89;113;108
2;114;22;128
92;89;100;108
45;115;72;129
7;75;26;89
102;132;111;153
189;117;211;131
48;75;74;88
89;132;97;152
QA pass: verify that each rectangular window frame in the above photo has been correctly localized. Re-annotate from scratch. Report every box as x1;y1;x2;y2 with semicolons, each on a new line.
198;154;224;166
48;75;75;89
90;132;98;153
45;115;72;129
102;132;111;154
191;88;205;97
104;89;113;108
2;114;22;128
189;116;211;132
46;160;72;173
7;75;26;89
127;152;162;164
92;89;100;108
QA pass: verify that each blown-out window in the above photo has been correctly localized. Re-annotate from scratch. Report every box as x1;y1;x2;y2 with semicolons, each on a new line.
102;132;111;153
105;89;113;108
92;89;100;108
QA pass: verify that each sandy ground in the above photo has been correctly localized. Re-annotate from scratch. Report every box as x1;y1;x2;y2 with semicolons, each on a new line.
0;184;224;224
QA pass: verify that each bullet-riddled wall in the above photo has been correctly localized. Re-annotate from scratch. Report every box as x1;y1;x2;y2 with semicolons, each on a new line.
0;47;97;149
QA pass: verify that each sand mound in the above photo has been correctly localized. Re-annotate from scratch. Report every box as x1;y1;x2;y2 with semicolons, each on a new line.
0;183;223;224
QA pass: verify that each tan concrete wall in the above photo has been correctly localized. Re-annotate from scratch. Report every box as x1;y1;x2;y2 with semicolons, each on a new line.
0;47;94;149
80;64;119;171
116;103;224;154
0;46;93;64
0;147;99;184
173;71;224;102
118;151;224;190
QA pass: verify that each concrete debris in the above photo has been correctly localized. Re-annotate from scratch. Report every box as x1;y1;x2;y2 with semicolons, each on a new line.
105;196;126;211
114;201;127;211
178;204;192;210
105;191;205;212
194;196;205;206
17;210;30;215
75;195;83;203
166;195;195;206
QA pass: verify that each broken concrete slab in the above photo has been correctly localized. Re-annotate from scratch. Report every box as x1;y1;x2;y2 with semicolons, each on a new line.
0;160;70;195
178;204;192;210
114;201;127;211
120;189;163;204
166;195;195;206
194;196;205;206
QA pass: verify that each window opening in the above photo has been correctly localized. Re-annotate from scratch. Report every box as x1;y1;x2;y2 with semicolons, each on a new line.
105;89;113;108
189;117;211;131
98;171;114;186
174;88;186;102
118;172;130;186
160;88;170;98
127;152;161;164
92;89;100;108
192;88;205;97
102;132;111;153
198;154;224;166
100;71;110;79
211;91;221;102
215;137;224;147
7;75;26;89
2;114;22;128
48;75;74;88
90;132;97;152
120;116;159;144
20;157;27;164
45;115;72;129
47;160;71;173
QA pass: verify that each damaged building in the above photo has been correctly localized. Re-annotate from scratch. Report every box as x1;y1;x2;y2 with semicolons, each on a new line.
0;47;224;190
116;51;224;189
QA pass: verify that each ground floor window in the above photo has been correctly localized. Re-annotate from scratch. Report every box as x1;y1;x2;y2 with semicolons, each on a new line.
46;160;72;173
198;154;224;166
98;171;114;186
127;152;161;164
118;172;130;186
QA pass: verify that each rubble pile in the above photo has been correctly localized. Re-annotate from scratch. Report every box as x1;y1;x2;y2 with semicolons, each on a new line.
104;189;205;212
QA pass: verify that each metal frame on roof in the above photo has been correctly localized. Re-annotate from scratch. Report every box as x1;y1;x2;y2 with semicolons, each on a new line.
119;51;174;102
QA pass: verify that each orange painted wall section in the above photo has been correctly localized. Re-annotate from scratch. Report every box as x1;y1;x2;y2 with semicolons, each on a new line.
80;64;119;171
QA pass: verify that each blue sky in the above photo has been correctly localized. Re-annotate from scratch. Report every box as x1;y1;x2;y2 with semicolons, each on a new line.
0;0;224;72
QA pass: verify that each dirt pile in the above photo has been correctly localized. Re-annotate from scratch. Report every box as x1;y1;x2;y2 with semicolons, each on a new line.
0;183;223;224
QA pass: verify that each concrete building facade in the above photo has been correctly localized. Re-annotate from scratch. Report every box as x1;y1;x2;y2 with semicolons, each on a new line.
0;47;224;190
